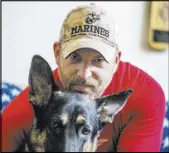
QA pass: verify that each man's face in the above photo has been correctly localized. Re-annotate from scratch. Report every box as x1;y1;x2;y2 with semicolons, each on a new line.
56;47;118;99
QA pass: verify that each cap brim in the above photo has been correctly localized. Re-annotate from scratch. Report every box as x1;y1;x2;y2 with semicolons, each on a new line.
61;38;117;63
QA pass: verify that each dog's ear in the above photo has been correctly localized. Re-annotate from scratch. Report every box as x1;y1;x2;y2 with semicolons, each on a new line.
28;55;59;106
96;90;132;127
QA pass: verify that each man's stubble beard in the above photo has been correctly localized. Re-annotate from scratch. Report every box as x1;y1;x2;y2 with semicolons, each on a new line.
58;68;104;99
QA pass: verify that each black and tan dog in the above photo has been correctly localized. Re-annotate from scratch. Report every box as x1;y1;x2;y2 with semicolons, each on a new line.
16;55;132;152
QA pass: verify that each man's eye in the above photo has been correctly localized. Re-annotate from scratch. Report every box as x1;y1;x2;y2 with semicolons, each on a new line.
69;53;81;61
94;58;105;63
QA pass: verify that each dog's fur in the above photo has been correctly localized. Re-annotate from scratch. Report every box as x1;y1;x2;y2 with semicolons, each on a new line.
16;55;132;152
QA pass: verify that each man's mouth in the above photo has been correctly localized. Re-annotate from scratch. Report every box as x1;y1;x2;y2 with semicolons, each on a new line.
70;84;94;94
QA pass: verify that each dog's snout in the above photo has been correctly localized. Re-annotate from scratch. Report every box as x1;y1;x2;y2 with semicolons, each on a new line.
65;138;80;152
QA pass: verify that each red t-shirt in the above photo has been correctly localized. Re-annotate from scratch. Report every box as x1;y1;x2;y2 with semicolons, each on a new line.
1;61;166;152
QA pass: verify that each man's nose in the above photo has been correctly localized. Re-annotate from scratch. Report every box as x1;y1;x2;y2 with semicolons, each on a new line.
77;64;92;80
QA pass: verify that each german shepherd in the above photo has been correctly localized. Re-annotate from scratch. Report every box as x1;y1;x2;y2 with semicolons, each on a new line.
16;55;132;152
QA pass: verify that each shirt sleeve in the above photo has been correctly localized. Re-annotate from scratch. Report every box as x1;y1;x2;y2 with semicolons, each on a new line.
117;81;166;152
1;87;34;152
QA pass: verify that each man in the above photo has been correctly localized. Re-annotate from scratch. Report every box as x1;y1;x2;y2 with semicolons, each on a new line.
1;4;166;152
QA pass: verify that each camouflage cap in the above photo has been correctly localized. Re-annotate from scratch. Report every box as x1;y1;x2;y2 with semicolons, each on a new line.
59;3;118;63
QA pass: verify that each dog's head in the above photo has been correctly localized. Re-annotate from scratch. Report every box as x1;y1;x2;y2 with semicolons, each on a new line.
28;55;132;152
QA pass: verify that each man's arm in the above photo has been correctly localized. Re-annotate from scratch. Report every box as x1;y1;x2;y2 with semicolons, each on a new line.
117;82;166;152
1;87;34;152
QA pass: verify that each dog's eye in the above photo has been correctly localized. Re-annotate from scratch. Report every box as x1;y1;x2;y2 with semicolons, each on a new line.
79;125;92;137
51;121;59;128
51;120;64;133
82;127;91;135
51;121;63;128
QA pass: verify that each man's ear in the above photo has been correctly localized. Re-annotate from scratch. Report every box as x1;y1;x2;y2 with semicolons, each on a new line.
115;51;121;63
28;55;59;107
96;89;132;126
53;42;60;65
